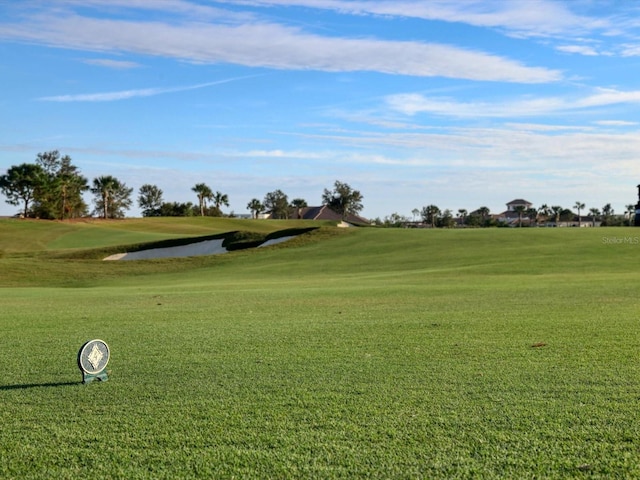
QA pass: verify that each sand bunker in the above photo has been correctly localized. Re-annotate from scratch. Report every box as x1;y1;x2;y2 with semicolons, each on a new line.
257;236;295;248
104;235;296;261
104;239;227;261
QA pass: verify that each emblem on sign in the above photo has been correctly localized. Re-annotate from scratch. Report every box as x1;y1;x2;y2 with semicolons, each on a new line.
77;339;110;383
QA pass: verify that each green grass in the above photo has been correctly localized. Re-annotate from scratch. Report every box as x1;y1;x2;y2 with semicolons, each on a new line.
1;219;639;478
0;217;329;253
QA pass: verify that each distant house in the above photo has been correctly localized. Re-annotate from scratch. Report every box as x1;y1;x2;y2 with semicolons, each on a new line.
262;205;369;225
505;199;533;211
496;199;600;227
497;199;534;226
294;206;369;225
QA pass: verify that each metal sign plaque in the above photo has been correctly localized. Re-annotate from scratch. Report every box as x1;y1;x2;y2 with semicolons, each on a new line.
77;339;110;383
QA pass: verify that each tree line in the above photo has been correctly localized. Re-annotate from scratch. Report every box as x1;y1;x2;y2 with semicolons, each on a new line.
137;179;363;220
377;201;634;228
0;151;132;219
0;151;364;220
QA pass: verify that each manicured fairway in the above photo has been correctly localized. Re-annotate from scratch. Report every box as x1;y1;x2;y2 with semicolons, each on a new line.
1;220;639;478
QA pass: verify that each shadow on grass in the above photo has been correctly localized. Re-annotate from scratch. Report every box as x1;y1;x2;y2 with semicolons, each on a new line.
0;381;79;391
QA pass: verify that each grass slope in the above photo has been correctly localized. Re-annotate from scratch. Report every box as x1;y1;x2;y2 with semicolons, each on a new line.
1;220;639;478
0;217;327;253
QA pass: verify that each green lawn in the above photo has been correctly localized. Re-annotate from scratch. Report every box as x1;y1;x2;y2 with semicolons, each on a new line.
1;219;639;478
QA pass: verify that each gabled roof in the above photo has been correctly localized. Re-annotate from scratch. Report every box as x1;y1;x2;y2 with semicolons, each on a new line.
301;206;335;220
297;205;368;224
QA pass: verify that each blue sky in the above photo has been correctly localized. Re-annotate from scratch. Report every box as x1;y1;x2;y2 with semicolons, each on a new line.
2;0;640;219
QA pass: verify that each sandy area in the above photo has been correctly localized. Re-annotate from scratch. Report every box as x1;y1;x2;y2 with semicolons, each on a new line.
257;236;295;248
104;235;296;261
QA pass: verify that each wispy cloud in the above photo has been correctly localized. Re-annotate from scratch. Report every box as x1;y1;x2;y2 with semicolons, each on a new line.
283;124;640;174
0;7;560;82
555;45;600;56
83;58;142;69
37;75;261;102
228;149;326;159
54;0;249;22
594;120;638;126
227;0;608;38
385;88;640;118
621;44;640;57
226;0;637;61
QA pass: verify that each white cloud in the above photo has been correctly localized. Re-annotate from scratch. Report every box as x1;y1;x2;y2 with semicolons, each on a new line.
556;45;599;56
223;0;636;62
227;0;606;38
576;88;640;108
0;9;560;82
385;93;564;117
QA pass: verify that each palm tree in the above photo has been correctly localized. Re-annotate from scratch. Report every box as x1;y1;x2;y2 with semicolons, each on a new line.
589;207;600;227
192;183;213;216
138;184;164;217
457;208;467;225
212;191;229;216
513;205;526;227
91;175;118;219
247;198;263;219
601;203;613;225
526;207;538;227
412;208;420;222
625;204;635;225
477;206;490;226
290;198;308;219
574;201;585;227
538;204;550;225
550;205;563;226
421;204;440;228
